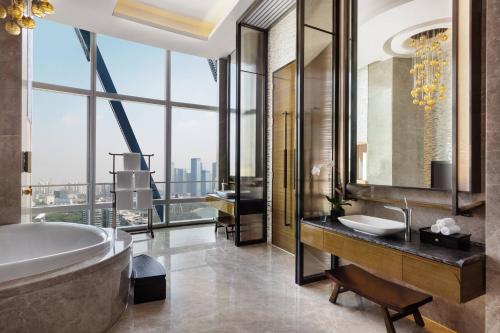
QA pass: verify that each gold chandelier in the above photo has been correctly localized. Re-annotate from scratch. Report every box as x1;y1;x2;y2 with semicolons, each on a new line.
409;29;449;112
0;0;54;36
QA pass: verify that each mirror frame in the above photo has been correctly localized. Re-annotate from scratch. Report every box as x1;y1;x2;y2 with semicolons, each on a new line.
343;0;483;214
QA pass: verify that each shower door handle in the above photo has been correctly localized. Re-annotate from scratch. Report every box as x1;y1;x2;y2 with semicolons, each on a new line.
283;149;287;189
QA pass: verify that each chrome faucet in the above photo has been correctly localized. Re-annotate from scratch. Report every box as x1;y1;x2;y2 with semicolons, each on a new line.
384;197;412;242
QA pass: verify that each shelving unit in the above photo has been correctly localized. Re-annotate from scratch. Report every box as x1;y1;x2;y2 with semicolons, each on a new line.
109;153;155;238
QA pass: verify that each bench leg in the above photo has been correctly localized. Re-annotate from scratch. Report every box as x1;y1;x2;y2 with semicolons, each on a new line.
381;307;396;333
413;309;425;327
329;283;341;304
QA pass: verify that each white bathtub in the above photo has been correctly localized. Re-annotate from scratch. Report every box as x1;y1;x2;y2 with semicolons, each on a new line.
0;222;111;283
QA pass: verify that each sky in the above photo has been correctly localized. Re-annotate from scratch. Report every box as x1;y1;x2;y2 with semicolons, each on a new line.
32;19;219;185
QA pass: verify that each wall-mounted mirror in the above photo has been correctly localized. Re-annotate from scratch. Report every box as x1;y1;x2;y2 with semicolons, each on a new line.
348;0;482;193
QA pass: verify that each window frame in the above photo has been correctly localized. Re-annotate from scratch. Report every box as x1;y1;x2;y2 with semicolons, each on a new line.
31;31;219;229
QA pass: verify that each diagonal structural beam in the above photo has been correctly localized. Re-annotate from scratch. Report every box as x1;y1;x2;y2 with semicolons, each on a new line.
208;59;218;82
76;29;164;222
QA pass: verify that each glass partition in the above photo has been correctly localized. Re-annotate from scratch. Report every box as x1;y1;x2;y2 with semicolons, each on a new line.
235;25;267;245
296;0;336;284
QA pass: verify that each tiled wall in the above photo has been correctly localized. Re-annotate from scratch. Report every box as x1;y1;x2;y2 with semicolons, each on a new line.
485;0;500;331
0;1;22;225
267;8;297;243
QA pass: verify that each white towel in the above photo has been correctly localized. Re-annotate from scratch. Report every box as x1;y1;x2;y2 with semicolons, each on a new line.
436;218;456;228
134;171;150;189
441;225;461;236
136;189;153;209
116;171;133;189
431;224;441;233
123;152;141;171
115;190;133;210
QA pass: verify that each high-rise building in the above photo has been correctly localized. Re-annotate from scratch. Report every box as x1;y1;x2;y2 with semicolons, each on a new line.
211;162;217;193
173;168;185;197
190;158;202;197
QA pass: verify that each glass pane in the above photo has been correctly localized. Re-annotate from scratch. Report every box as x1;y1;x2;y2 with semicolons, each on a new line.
305;0;333;32
171;107;218;198
97;35;166;99
33;209;90;224
303;27;333;217
169;201;218;223
95;206;162;228
95;99;165;202
241;26;266;75
240;71;265;200
34;19;90;89
171;52;219;106
32;90;88;203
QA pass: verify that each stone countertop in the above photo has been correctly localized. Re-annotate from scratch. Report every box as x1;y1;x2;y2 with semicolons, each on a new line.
302;217;485;267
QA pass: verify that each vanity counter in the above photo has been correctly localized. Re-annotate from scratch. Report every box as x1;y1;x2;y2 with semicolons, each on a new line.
302;217;485;267
301;217;485;303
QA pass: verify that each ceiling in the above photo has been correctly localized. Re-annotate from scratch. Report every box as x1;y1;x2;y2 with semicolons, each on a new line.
358;0;452;68
48;0;255;58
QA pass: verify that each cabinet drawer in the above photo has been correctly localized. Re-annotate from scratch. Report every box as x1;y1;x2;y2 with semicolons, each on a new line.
301;224;323;250
402;254;461;303
324;231;402;280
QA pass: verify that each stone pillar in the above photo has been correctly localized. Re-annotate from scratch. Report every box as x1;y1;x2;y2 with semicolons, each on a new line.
486;0;500;331
0;0;23;225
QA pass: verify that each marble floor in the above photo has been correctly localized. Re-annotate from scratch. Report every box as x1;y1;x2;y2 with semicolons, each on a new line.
109;225;429;333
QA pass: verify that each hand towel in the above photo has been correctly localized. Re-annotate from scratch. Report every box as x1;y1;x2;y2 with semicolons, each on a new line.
136;189;153;209
436;218;456;228
123;152;141;171
115;190;133;210
116;171;133;189
134;170;150;189
431;224;441;233
441;225;461;236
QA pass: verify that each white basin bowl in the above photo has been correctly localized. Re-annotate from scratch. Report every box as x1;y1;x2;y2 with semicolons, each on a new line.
338;215;405;236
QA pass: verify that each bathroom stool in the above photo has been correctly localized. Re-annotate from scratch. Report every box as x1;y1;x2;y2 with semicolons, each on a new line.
132;254;166;304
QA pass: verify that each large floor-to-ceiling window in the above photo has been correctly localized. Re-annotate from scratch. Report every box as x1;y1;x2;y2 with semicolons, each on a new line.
31;19;219;227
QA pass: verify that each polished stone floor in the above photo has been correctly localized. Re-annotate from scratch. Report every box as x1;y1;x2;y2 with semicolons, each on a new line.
109;225;428;333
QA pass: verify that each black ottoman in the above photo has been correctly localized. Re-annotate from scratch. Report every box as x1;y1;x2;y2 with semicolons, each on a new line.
132;254;166;304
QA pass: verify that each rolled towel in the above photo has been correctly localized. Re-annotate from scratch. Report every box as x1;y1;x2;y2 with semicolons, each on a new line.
115;190;133;210
123;152;141;171
431;224;441;233
436;217;456;228
134;170;150;189
441;225;461;236
136;189;153;209
116;171;133;189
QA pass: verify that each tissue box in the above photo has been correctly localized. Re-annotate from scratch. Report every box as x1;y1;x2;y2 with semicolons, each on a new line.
419;227;471;250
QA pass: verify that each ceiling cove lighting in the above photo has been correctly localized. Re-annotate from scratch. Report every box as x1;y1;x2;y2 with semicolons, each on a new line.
0;0;54;36
409;29;449;112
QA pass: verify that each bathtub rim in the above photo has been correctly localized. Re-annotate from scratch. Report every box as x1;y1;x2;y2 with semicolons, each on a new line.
0;227;132;299
0;222;111;276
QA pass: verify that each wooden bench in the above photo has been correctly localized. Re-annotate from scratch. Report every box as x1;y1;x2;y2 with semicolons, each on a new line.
326;264;433;333
214;216;236;239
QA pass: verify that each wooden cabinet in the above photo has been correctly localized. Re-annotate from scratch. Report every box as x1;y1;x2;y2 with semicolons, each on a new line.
323;231;402;280
300;224;323;250
206;195;235;216
301;224;485;303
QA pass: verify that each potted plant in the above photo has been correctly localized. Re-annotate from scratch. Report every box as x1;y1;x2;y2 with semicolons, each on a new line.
325;193;351;222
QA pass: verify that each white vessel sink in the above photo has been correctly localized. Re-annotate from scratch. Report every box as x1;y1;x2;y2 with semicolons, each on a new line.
338;215;405;236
